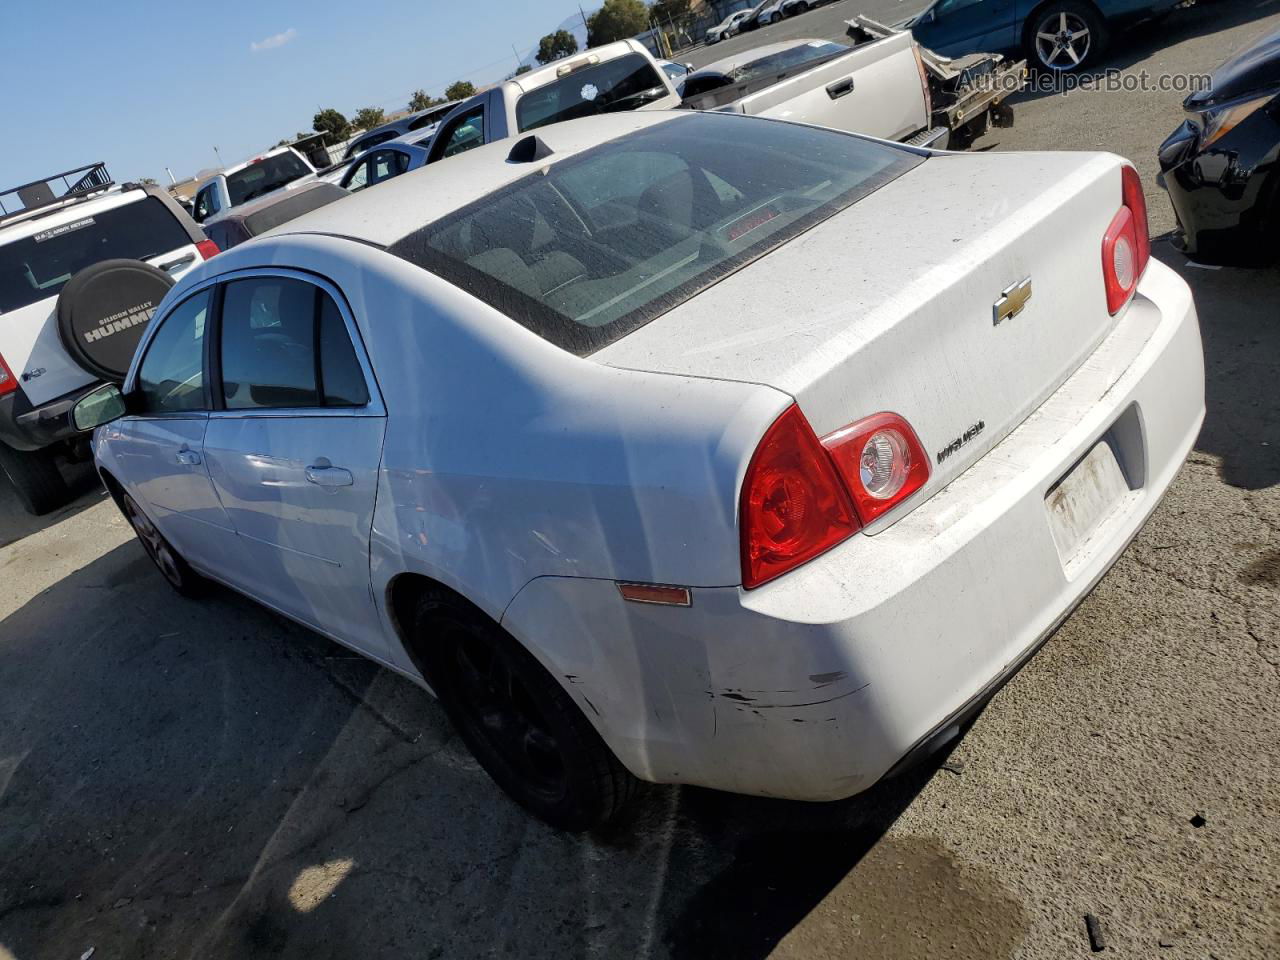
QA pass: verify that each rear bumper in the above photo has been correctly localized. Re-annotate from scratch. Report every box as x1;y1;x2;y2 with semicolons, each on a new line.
0;381;103;452
502;259;1204;801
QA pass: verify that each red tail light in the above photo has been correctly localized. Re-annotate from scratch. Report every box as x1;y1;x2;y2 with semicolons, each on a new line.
740;405;859;589
741;407;931;588
196;239;220;260
822;412;931;525
0;353;18;397
1102;165;1151;315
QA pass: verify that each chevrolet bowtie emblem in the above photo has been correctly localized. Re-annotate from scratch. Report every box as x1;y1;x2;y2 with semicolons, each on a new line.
993;278;1033;326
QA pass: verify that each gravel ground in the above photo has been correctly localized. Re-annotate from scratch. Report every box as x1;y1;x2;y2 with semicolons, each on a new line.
2;3;1278;958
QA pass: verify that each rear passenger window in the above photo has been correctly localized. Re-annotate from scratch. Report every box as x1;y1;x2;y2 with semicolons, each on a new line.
319;296;369;407
218;277;368;410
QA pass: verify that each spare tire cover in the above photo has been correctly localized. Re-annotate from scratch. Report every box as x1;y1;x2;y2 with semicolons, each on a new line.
56;259;176;382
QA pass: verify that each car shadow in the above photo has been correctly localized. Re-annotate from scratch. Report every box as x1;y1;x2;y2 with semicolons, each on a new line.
0;458;107;550
0;543;980;960
1154;240;1280;490
1009;0;1280;106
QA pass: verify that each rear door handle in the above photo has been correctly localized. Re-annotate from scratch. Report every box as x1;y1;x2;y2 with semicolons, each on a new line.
826;77;855;100
305;464;354;487
176;448;201;466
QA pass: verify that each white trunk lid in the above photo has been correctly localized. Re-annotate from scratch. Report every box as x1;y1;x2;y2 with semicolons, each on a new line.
596;151;1132;497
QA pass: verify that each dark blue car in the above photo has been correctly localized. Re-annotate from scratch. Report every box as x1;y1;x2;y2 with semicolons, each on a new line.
909;0;1182;72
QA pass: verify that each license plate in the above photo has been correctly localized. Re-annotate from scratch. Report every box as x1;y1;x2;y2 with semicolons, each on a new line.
1045;440;1131;573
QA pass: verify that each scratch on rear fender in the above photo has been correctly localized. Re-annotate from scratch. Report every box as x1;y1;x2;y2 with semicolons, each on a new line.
712;683;870;710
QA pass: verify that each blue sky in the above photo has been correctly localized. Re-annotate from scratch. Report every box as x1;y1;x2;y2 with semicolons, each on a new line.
2;0;598;187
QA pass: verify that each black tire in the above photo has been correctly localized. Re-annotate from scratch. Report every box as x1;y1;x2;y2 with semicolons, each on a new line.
0;443;70;515
794;2;809;12
770;12;783;23
414;590;637;831
1024;0;1108;73
121;493;203;596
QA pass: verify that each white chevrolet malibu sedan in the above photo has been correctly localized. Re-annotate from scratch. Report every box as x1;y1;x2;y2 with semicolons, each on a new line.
76;111;1205;830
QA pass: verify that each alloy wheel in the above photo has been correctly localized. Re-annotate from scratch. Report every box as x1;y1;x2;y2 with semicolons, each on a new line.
1035;11;1092;70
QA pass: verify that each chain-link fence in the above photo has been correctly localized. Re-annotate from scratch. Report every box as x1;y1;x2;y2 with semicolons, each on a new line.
647;9;721;56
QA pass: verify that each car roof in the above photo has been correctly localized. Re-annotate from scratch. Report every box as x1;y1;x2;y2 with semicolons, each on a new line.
267;111;679;248
694;39;841;77
384;130;435;149
359;101;463;141
214;180;346;222
0;184;150;243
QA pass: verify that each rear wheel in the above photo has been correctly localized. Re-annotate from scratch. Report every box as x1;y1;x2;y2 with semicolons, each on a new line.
0;443;70;516
122;493;202;595
771;12;783;23
1025;1;1108;72
414;590;637;831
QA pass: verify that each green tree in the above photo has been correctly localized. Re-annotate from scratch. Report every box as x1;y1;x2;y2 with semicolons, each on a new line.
650;0;691;22
444;80;477;101
312;108;350;145
354;106;386;131
536;29;579;64
515;64;532;75
408;89;436;111
587;0;649;46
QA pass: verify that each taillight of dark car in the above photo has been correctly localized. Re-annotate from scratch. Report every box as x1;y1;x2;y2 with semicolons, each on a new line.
740;405;930;589
1102;165;1151;315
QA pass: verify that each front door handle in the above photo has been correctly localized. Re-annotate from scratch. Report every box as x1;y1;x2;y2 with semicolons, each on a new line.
305;463;354;487
826;76;855;100
176;448;201;466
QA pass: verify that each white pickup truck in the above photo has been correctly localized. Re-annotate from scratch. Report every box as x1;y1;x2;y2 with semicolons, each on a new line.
191;146;318;226
424;28;1023;165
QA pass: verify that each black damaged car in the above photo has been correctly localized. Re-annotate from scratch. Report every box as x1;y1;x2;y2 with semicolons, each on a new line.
1157;26;1280;267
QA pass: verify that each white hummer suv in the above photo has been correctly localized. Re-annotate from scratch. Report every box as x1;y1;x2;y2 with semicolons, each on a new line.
0;163;216;513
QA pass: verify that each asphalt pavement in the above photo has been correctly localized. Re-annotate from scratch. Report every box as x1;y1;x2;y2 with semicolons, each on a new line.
1;2;1278;958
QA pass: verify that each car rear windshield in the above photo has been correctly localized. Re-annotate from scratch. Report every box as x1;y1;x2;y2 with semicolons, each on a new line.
388;113;921;355
227;153;311;206
0;196;190;315
516;54;670;132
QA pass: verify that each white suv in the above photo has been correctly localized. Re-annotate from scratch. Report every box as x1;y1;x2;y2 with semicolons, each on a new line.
0;163;216;513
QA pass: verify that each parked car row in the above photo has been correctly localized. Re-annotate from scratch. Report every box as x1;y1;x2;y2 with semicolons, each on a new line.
706;0;836;43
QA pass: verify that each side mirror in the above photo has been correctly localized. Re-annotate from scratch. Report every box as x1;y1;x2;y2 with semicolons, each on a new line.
73;383;127;432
